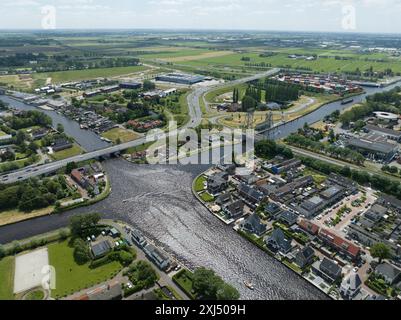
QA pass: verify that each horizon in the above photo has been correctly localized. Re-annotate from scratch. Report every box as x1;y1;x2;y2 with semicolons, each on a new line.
0;0;400;34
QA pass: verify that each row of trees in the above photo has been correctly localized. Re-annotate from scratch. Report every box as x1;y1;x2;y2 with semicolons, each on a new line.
232;88;240;104
6;110;52;130
264;79;300;102
192;268;240;300
255;139;294;160
0;175;70;212
285;133;365;165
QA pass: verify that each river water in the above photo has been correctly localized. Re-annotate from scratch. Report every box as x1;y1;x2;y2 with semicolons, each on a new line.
0;95;109;152
2;82;401;299
0;159;328;300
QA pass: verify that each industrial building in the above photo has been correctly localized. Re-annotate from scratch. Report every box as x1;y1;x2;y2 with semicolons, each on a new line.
346;137;398;163
363;124;401;142
156;73;205;85
119;82;142;90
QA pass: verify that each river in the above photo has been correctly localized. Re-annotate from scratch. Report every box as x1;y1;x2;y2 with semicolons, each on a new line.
0;95;109;152
0;159;328;300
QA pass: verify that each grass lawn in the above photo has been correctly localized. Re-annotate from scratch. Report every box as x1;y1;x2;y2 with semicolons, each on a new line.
50;143;83;161
101;127;140;144
200;192;214;202
0;256;15;300
172;269;196;300
194;176;207;192
48;240;123;299
0;130;6;137
0;206;55;227
33;65;148;84
24;290;45;300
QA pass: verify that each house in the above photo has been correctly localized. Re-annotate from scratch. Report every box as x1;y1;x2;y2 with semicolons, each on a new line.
91;240;112;259
265;202;282;217
143;243;170;271
31;128;48;140
71;169;89;189
222;200;244;219
311;257;342;284
340;272;362;300
207;172;228;195
375;263;401;285
295;246;315;269
265;228;292;254
327;173;358;195
298;219;320;236
241;214;267;236
277;210;298;226
319;228;361;261
320;185;345;204
215;193;232;206
131;228;147;248
51;139;73;152
238;184;264;205
271;158;302;175
299;196;325;218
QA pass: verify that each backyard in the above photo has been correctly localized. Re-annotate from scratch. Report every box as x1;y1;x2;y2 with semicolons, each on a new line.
48;240;123;299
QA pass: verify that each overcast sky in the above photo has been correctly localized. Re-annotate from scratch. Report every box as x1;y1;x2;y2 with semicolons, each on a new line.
0;0;400;33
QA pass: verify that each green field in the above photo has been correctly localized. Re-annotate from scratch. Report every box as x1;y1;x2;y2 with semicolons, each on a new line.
33;65;149;84
50;144;84;161
101;127;140;144
174;51;401;73
48;240;123;299
0;256;15;300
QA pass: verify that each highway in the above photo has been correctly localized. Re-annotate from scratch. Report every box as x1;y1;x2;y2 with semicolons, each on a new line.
0;69;279;184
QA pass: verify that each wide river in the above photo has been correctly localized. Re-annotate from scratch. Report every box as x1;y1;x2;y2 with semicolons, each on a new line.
3;81;401;299
0;159;328;300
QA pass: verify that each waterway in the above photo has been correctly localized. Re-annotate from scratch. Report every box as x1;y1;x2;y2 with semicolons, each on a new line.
0;159;328;300
0;95;109;152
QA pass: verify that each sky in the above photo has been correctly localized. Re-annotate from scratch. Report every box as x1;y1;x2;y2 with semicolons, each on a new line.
0;0;400;33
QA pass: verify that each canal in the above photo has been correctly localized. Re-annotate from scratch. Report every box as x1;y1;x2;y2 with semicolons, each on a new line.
0;95;109;152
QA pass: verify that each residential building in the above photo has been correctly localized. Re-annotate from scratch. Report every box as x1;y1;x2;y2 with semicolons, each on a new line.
215;193;232;206
327;173;358;195
131;228;147;248
271;158;302;174
51;139;73;152
143;243;170;271
238;184;264;205
319;229;361;261
222;200;245;219
266;228;292;254
277;210;298;226
340;272;362;300
375;263;401;285
271;175;314;200
295;246;315;269
31;128;48;140
241;214;267;236
298;219;320;236
265;202;282;217
91;240;112;259
311;257;342;284
299;195;325;218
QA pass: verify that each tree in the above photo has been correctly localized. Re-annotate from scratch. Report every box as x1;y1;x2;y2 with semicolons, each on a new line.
192;268;221;299
73;238;91;265
69;213;101;237
65;162;77;174
0;244;5;258
216;283;240;300
370;243;392;263
143;80;155;91
57;123;65;133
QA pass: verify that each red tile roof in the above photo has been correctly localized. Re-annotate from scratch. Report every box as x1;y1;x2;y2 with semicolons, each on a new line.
298;219;320;235
319;228;361;258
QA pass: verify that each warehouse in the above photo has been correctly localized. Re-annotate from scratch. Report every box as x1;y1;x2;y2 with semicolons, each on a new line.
156;73;205;85
346;137;398;163
119;81;142;90
363;124;401;142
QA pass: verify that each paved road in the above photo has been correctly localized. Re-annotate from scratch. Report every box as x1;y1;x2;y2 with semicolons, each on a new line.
0;69;279;184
